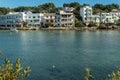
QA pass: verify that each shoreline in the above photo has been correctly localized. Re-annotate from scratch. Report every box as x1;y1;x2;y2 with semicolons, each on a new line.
0;26;120;31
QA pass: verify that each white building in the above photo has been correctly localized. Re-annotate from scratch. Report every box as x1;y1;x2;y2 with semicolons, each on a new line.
111;9;120;18
0;12;24;27
24;11;45;27
91;15;100;23
0;11;45;28
80;6;93;25
80;6;120;25
55;9;75;27
100;13;115;23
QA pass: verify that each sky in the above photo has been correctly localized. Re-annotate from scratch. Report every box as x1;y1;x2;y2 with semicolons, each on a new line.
0;0;120;8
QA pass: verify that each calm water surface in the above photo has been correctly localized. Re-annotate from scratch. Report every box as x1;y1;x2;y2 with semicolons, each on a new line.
0;30;120;80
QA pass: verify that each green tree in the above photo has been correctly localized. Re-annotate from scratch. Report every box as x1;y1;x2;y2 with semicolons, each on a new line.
13;6;32;12
88;22;98;27
23;21;28;27
107;66;120;80
0;58;31;80
115;19;120;26
45;22;53;28
75;18;85;27
0;7;11;14
84;68;94;80
83;3;90;6
38;3;56;13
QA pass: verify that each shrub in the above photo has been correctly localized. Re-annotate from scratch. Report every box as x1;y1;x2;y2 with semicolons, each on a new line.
45;22;53;28
88;22;97;27
0;58;31;80
75;18;85;27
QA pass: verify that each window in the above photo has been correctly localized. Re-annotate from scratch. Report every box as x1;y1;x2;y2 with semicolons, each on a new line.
46;20;49;22
33;16;36;18
51;20;53;22
38;16;40;18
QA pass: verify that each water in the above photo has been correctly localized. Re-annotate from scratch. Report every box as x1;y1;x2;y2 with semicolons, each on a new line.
0;30;120;80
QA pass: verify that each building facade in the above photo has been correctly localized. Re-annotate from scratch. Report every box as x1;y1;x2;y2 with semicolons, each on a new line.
44;13;56;27
100;12;119;23
0;12;24;27
24;11;45;27
0;11;45;28
111;9;120;18
80;6;93;25
80;6;120;25
55;7;75;27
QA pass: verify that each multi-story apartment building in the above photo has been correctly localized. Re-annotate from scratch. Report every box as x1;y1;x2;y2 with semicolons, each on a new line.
44;13;56;26
24;11;45;27
111;9;120;18
0;12;25;27
55;7;75;27
100;13;117;23
0;11;45;28
0;8;75;28
100;12;119;23
80;6;120;25
80;6;93;25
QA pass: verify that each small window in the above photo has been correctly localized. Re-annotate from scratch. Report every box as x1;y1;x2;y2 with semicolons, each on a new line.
33;16;36;18
51;20;53;22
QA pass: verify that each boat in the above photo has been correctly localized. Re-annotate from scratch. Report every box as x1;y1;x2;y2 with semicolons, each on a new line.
10;27;18;32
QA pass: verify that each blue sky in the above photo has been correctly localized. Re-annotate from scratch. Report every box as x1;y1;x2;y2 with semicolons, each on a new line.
0;0;120;8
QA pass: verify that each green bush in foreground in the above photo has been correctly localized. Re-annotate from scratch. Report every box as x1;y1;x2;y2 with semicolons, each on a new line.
0;58;31;80
84;68;94;80
84;66;120;80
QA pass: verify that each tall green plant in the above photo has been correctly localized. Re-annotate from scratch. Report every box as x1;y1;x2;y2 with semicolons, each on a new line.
84;68;94;80
0;58;31;80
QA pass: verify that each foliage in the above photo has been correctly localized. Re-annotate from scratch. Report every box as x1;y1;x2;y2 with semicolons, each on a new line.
45;22;52;28
0;7;11;14
107;66;120;80
92;3;119;14
116;19;120;26
0;58;31;80
88;22;97;27
84;68;94;80
83;4;90;6
38;3;56;13
0;51;2;55
99;23;106;28
23;21;28;27
13;6;32;12
75;18;85;27
104;23;114;27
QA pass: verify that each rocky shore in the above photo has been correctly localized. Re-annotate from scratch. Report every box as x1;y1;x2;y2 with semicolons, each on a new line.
0;26;120;31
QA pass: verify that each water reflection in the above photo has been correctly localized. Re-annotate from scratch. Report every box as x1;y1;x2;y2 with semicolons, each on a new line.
0;30;120;80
